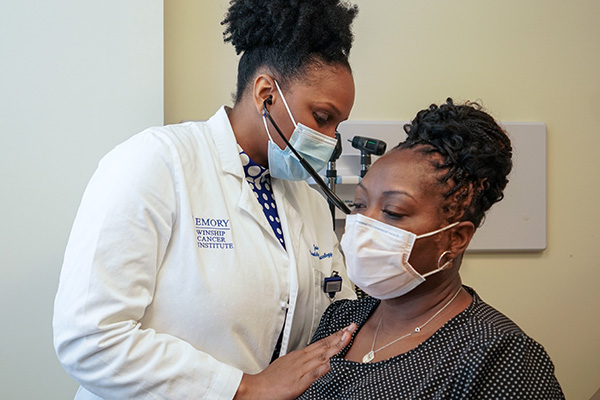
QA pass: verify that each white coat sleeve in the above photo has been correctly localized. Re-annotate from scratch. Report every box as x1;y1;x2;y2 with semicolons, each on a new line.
53;131;242;400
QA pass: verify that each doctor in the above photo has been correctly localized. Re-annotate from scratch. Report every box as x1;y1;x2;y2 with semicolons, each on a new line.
53;0;359;399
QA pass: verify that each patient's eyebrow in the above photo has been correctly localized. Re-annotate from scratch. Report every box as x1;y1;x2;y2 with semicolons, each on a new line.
382;190;415;201
357;182;416;201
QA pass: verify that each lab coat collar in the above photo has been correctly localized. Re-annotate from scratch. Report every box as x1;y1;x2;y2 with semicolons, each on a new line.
206;106;244;179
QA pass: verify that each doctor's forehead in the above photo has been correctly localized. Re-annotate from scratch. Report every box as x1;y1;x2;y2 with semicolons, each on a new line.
290;66;354;100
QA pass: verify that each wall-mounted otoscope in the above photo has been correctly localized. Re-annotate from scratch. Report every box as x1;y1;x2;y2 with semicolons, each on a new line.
349;136;387;177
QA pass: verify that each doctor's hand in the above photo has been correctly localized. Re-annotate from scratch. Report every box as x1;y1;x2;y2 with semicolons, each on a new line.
233;323;357;400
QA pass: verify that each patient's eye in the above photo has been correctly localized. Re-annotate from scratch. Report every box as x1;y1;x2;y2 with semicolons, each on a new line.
383;209;406;220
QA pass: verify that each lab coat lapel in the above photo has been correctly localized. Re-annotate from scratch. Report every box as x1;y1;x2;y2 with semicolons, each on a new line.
273;180;303;249
207;106;288;245
236;179;283;241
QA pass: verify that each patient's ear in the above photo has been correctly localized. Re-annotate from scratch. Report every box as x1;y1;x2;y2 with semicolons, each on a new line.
449;221;475;257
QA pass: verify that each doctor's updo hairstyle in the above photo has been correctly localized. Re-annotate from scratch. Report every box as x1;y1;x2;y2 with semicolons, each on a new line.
398;98;513;229
222;0;358;103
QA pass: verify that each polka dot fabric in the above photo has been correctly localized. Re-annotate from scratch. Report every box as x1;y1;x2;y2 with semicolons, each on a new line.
298;286;565;400
239;149;286;249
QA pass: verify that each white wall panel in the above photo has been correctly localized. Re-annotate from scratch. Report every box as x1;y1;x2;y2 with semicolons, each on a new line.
0;1;163;398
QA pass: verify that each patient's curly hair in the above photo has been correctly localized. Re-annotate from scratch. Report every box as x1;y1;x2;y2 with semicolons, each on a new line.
398;98;513;228
222;0;358;102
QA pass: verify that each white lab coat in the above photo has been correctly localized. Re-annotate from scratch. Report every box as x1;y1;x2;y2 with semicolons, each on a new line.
53;106;355;400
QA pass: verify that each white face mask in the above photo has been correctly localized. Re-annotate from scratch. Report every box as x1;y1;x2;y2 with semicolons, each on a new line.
340;213;459;300
262;81;337;181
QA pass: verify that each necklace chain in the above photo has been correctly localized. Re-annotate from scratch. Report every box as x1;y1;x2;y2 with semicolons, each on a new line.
362;287;463;363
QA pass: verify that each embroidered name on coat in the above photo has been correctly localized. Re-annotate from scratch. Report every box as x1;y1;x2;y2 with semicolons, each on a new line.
310;244;333;260
195;217;234;250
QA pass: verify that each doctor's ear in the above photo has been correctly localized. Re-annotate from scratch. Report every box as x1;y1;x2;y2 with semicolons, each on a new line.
253;74;276;115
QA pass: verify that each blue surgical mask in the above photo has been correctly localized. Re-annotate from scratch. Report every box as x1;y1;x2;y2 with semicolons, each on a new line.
262;81;337;181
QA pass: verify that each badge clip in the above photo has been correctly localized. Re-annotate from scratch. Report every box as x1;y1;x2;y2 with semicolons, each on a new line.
323;271;342;299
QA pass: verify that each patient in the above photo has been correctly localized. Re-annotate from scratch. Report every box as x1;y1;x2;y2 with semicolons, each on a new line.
298;98;565;399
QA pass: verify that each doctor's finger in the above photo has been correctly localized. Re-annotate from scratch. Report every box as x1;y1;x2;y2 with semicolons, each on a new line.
308;323;357;355
300;323;356;368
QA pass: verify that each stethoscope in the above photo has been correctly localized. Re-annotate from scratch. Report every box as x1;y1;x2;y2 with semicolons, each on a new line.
262;96;351;215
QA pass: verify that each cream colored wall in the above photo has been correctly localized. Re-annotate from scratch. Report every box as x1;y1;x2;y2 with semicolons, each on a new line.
165;1;600;398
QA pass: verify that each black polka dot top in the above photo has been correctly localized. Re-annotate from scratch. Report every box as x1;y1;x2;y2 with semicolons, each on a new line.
298;286;564;400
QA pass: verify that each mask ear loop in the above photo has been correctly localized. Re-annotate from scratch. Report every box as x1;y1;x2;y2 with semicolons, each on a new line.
416;222;460;239
274;80;297;127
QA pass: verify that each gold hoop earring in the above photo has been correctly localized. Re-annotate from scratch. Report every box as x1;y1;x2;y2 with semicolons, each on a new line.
437;250;453;270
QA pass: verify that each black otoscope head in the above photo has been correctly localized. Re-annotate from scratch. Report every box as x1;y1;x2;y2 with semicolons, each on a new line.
349;136;387;178
349;136;387;155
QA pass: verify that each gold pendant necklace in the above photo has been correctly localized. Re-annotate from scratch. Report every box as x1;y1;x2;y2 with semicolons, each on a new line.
362;287;463;363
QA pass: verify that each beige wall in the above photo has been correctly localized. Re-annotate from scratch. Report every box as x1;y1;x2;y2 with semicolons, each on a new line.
165;1;600;398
